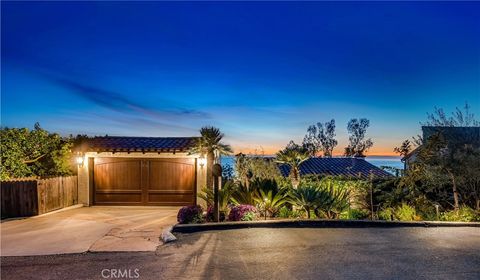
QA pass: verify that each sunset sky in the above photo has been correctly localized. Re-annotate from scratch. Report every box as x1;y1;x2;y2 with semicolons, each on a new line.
2;2;479;156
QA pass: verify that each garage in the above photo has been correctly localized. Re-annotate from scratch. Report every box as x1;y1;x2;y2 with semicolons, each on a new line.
76;136;206;207
93;157;196;206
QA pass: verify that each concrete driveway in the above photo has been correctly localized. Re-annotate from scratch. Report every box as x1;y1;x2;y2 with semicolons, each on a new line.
0;206;179;256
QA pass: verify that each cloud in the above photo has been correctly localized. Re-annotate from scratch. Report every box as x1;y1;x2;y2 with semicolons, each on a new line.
49;77;210;120
53;110;199;136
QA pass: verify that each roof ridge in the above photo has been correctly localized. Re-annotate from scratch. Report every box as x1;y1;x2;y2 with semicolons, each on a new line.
93;136;198;139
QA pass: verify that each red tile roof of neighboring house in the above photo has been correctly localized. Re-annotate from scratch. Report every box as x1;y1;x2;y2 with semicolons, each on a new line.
82;136;198;153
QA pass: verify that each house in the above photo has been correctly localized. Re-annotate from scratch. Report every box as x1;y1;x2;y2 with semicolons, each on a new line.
278;157;393;180
403;126;480;169
76;136;206;207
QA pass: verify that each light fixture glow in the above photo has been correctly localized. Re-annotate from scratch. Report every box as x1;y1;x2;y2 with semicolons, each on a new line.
76;155;85;167
198;155;206;168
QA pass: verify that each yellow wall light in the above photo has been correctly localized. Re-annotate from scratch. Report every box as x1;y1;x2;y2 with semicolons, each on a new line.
198;155;206;168
75;154;85;167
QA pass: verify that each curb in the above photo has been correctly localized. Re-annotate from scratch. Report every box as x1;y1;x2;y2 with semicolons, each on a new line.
172;219;480;233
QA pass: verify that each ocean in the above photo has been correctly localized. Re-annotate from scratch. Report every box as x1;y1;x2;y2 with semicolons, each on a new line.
220;155;403;172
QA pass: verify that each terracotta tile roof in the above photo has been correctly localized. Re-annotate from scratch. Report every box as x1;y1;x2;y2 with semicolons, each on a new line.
278;157;393;179
84;136;198;153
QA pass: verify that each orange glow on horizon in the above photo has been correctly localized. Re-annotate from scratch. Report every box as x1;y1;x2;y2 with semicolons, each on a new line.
233;145;399;157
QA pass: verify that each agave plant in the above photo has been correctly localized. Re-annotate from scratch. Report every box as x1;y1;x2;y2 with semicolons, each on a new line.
254;189;288;218
232;178;283;206
250;178;280;196
314;178;351;219
288;185;325;219
231;182;257;206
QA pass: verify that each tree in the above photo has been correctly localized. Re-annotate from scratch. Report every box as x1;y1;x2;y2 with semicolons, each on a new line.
302;125;320;156
302;119;338;157
0;123;73;180
422;102;479;127
415;133;461;210
404;103;480;211
394;140;412;159
454;146;480;210
344;118;373;157
234;153;282;187
189;126;233;188
276;141;310;188
318;119;338;157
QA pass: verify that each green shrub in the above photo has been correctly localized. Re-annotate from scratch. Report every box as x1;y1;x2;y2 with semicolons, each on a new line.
378;208;395;221
340;208;369;220
394;204;418;221
417;209;437;221
441;206;480;222
278;206;302;219
378;205;420;221
241;211;256;221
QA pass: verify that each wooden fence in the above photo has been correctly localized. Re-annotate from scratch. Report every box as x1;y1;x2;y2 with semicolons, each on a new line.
1;176;78;219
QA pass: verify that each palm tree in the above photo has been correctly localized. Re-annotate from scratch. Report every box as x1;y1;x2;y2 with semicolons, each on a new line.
276;141;310;188
189;126;233;188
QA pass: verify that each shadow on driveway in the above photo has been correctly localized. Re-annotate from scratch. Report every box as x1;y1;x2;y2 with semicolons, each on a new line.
1;206;179;256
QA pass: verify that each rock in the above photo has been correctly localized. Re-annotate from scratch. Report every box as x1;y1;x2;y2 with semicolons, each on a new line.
160;227;177;243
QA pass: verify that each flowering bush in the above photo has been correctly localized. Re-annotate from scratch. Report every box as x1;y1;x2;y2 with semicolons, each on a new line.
228;204;257;221
206;206;227;222
177;205;204;224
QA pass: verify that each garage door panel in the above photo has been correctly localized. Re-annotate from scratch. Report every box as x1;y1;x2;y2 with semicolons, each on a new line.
95;192;143;204
94;159;142;191
93;157;196;206
148;160;195;191
148;192;195;205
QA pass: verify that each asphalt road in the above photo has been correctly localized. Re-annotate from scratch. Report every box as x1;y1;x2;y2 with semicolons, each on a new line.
2;227;479;280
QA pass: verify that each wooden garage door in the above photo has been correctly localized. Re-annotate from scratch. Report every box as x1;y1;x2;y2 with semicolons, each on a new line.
93;158;196;206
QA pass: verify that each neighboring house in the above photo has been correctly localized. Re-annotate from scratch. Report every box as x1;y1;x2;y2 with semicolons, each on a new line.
76;136;206;207
278;157;393;180
403;126;480;169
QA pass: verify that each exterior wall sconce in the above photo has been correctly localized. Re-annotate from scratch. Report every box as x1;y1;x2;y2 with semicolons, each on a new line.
76;153;85;167
198;155;206;168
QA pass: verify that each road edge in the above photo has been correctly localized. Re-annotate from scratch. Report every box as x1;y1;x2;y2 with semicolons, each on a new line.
172;219;480;233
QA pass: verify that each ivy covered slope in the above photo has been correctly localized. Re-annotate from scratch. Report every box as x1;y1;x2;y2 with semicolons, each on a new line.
0;123;75;180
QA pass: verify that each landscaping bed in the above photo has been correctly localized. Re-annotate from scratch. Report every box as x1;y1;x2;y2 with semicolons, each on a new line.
175;175;480;232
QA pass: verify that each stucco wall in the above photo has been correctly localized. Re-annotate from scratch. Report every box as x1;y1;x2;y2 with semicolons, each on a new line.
77;152;207;207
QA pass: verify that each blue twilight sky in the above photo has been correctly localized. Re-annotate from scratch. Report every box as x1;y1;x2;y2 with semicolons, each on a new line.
1;1;479;155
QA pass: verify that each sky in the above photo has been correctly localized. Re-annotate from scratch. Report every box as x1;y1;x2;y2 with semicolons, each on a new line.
1;2;479;156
